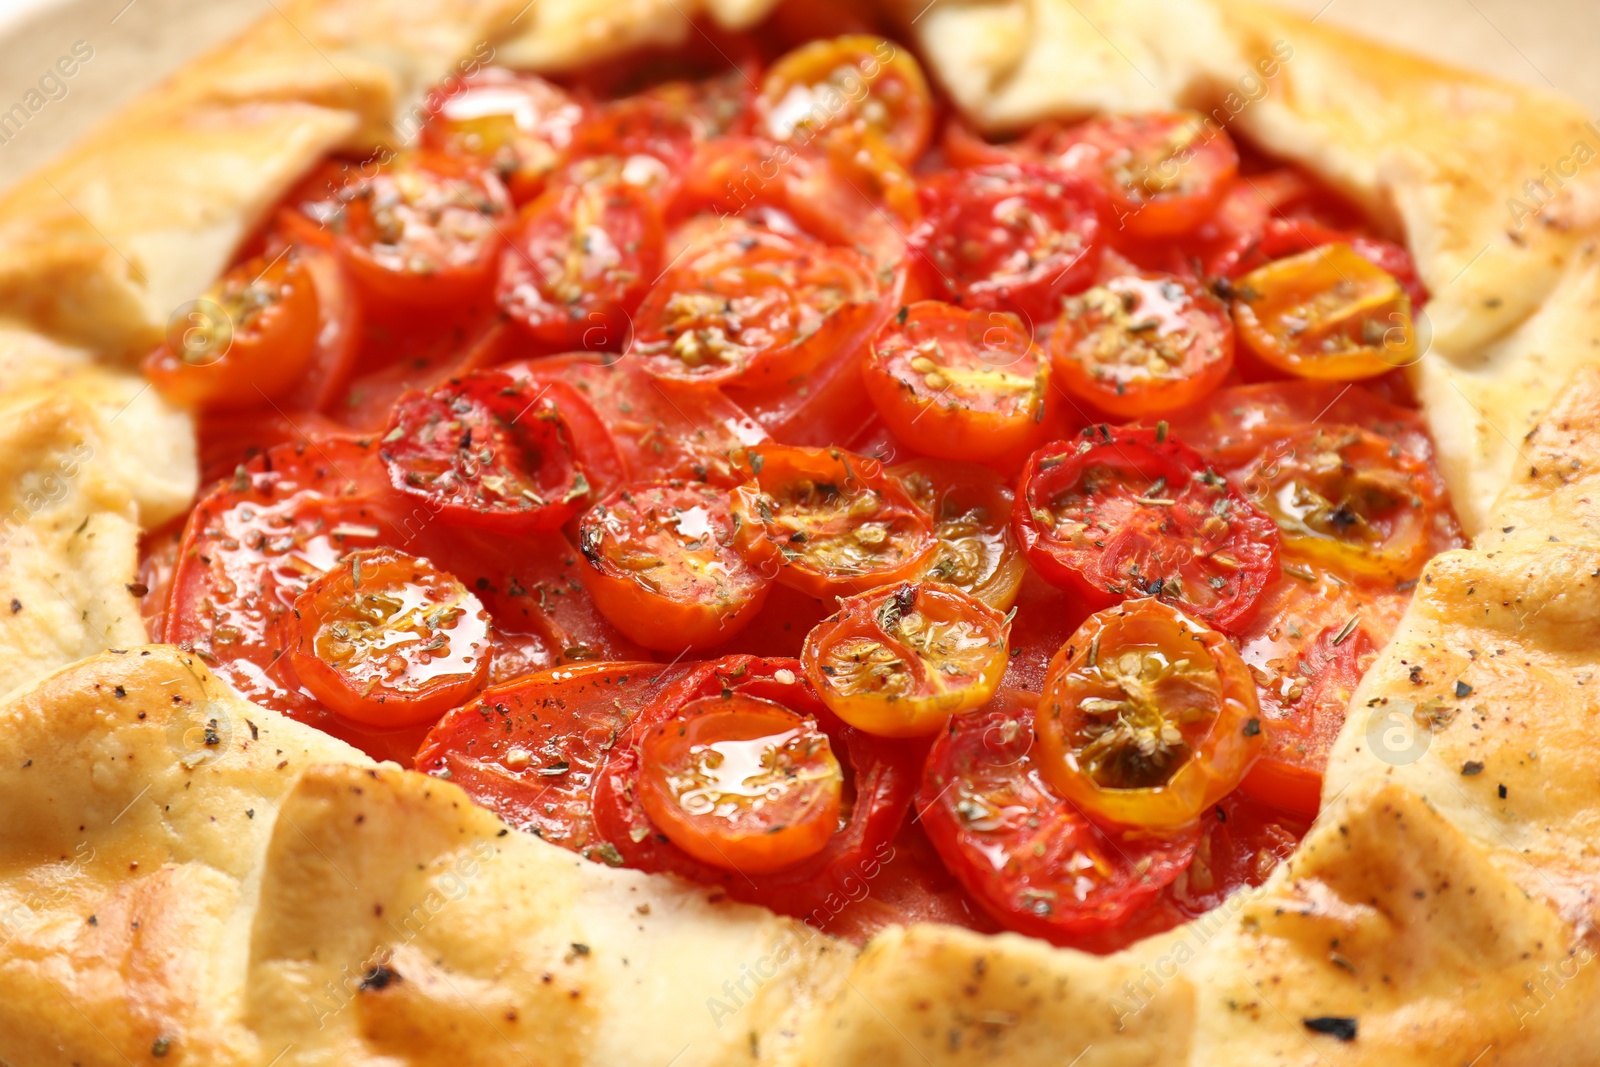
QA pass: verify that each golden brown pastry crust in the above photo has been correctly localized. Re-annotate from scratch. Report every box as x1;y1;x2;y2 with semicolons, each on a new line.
2;1;1599;1064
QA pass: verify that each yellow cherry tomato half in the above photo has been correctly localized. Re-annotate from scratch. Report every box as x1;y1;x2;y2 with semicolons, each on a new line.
1237;424;1444;582
1036;598;1262;831
757;34;934;165
891;458;1027;612
1231;243;1416;380
637;694;843;874
802;581;1011;737
290;549;493;728
729;445;939;598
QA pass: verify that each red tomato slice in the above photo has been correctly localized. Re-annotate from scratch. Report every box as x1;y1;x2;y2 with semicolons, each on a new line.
729;445;938;598
415;661;679;859
593;655;924;918
1036;599;1263;831
496;169;663;354
290;547;492;727
568;95;701;199
630;226;879;388
164;436;422;760
917;689;1200;946
1013;427;1281;632
1049;272;1233;419
1052;112;1239;238
812;819;1000;944
380;371;617;534
282;152;511;308
802;581;1011;737
1239;616;1376;819
506;353;767;487
909;163;1105;323
421;68;586;204
144;250;320;411
274;244;363;413
863;301;1049;463
576;480;773;651
636;693;845;873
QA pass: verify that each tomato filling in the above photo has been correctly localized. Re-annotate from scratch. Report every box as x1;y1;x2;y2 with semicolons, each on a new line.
143;29;1464;952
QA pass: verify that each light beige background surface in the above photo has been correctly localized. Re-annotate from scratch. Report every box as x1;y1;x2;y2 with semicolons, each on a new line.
0;0;1594;195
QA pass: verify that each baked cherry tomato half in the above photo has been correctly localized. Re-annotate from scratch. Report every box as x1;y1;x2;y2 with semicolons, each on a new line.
637;693;844;874
1036;599;1263;831
496;169;664;352
891;459;1026;611
416;661;676;858
1049;272;1233;418
577;481;773;652
1239;617;1376;819
910;164;1104;323
756;34;934;165
285;151;511;307
863;301;1048;462
569;95;701;195
593;655;923;917
380;371;598;534
802;581;1010;737
1013;428;1280;632
1060;112;1239;238
507;353;767;487
144;250;320;410
630;228;878;388
290;548;492;728
1231;243;1416;380
917;689;1200;944
421;69;586;203
1235;424;1443;582
730;445;938;598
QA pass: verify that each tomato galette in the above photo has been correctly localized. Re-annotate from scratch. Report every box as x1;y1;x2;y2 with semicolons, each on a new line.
2;1;1599;1064
122;28;1474;951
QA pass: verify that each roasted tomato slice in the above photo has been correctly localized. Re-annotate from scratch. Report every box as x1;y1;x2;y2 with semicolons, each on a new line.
416;661;677;858
508;354;767;487
1036;599;1263;831
1152;381;1462;583
891;459;1026;611
577;481;773;652
756;34;933;164
910;164;1104;323
637;693;844;873
421;68;586;203
630;227;878;388
379;371;606;534
568;95;701;196
144;250;320;410
1239;616;1377;819
1049;272;1233;418
1236;425;1443;582
802;581;1010;737
1231;243;1416;380
496;169;664;352
730;445;938;598
917;689;1200;945
593;655;922;918
863;301;1048;462
1058;112;1239;238
289;547;492;727
1013;428;1280;632
284;151;511;307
